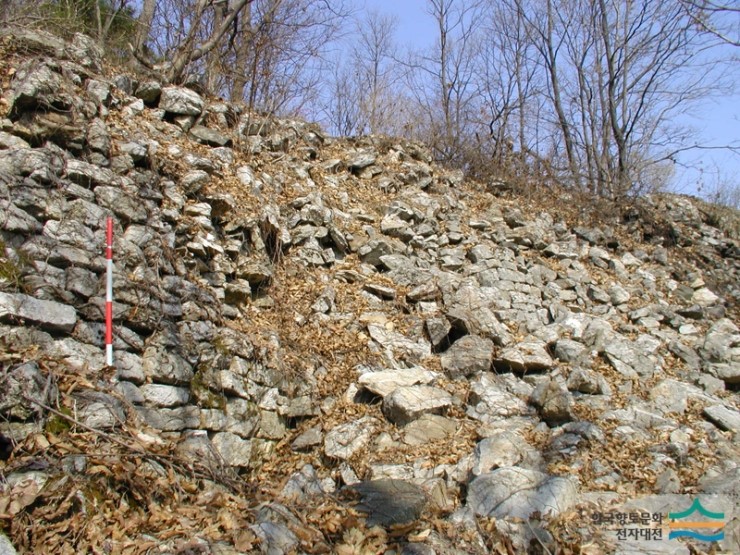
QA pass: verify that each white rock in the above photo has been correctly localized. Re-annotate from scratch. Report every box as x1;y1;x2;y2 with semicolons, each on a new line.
358;367;438;397
382;385;453;425
324;416;378;460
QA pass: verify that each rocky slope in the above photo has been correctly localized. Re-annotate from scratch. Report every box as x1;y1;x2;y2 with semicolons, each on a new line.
0;30;738;555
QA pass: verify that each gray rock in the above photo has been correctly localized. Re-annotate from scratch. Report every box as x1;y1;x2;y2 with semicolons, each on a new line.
358;367;438;397
358;238;400;266
291;427;323;451
603;337;656;378
0;533;17;555
608;284;631;305
140;384;190;407
212;432;252;467
408;282;441;303
654;468;681;494
159;86;204;116
467;468;577;519
0;202;42;233
258;410;286;439
352;479;427;527
440;335;494;378
94;186;148;223
324;416;378;460
189;125;231;147
692;287;719;306
119;141;148;163
224;279;251;305
425;317;451;348
43;219;96;249
368;324;431;364
553;339;587;363
649;379;713;415
703;405;740;434
382;385;453;426
700;319;740;379
471;432;532;476
282;463;331;499
0;361;57;420
668;341;702;371
495;338;553;372
7;60;62;113
567;368;610;395
0;131;30;149
530;378;574;425
0;292;76;332
237;261;273;286
141;347;194;385
135;81;162;103
705;363;740;385
402;414;457;445
65;159;116;187
74;391;126;429
467;373;531;422
180;169;210;194
135;406;200;431
347;153;376;172
86;118;110;155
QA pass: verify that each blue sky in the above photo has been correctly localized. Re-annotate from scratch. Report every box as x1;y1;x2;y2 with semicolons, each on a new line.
362;0;740;200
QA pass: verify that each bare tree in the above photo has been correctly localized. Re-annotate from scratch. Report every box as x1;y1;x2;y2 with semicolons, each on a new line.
350;10;400;134
133;0;156;55
507;0;728;198
679;0;740;47
402;0;484;165
163;0;254;84
323;57;366;136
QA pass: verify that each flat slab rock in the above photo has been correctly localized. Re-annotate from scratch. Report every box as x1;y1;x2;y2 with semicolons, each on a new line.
495;339;553;372
324;416;378;460
351;479;427;527
0;533;17;555
402;414;457;445
382;385;453;426
703;405;740;434
440;335;494;378
367;324;431;363
358;366;438;397
0;292;77;332
467;467;578;519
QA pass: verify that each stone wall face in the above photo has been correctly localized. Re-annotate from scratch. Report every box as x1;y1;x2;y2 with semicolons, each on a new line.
0;30;738;555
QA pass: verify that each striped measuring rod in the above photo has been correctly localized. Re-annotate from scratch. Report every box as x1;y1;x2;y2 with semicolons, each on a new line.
105;216;114;367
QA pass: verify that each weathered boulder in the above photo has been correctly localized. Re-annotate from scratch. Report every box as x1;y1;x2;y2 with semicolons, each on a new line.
703;405;740;434
382;385;453;425
352;479;427;527
324;416;378;460
440;335;494;378
0;292;76;332
467;373;532;422
467;468;578;519
530;378;574;425
495;338;553;372
159;86;204;116
0;362;57;420
358;367;438;397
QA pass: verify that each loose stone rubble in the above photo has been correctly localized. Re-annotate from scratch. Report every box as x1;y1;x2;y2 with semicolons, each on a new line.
0;29;738;554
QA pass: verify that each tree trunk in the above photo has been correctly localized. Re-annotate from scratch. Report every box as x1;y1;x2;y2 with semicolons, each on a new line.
134;0;156;55
231;1;253;102
165;0;254;85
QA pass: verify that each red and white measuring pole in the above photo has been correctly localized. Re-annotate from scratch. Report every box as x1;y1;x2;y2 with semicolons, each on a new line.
105;216;114;367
